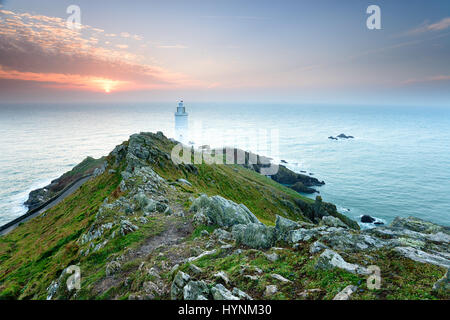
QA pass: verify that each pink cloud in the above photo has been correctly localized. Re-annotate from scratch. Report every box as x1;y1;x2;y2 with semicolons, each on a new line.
0;9;202;93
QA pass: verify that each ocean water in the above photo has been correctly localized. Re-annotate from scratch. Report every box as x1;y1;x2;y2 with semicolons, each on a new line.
0;102;449;227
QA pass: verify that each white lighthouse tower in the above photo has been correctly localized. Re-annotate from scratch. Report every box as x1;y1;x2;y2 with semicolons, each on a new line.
174;100;188;143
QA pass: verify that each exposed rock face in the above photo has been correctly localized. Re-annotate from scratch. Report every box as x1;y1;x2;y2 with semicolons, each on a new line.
290;182;318;194
394;247;450;269
390;216;448;234
190;194;260;228
24;156;105;210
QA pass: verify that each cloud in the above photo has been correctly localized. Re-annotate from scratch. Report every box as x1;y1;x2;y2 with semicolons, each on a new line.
406;17;450;35
156;44;188;49
402;75;450;85
0;9;199;93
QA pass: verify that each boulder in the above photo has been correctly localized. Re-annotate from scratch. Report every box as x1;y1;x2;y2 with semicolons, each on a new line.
275;215;300;241
333;285;358;300
211;284;239;300
315;249;369;275
361;215;376;223
320;216;349;229
171;271;190;300
120;219;139;236
309;241;329;254
232;223;276;249
271;274;291;283
212;228;233;241
264;285;278;297
289;228;320;243
432;269;449;293
183;280;210;300
214;271;230;284
190;195;260;228
232;288;253;300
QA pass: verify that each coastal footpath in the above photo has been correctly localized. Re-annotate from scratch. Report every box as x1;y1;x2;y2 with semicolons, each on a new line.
0;132;448;300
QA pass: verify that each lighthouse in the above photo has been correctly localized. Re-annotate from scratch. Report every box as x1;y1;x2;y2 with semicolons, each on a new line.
174;100;188;143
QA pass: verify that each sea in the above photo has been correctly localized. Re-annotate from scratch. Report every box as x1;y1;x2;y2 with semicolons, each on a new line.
0;102;449;228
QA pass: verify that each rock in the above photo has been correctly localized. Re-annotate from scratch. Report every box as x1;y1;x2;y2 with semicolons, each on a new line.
163;206;173;215
134;192;150;209
321;231;387;252
394;247;450;269
290;182;317;194
143;281;161;297
268;165;325;187
171;271;191;300
264;285;278;297
177;179;192;187
315;249;369;275
244;275;259;281
337;133;354;139
188;264;203;275
105;261;121;276
214;271;230;284
232;288;253;300
211;284;239;300
333;285;358;300
328;136;338;140
289;228;320;243
361;215;376;223
274;215;300;241
309;241;329;254
186;249;217;262
298;288;322;298
271;274;291;283
320;216;349;229
232;223;276;249
183;280;210;300
192;211;210;226
212;228;233;241
390;216;447;234
432;269;449;293
200;230;209;237
190;195;261;228
264;252;279;262
120;219;139;236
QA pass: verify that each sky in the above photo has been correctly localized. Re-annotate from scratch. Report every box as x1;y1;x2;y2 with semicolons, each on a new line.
0;0;449;105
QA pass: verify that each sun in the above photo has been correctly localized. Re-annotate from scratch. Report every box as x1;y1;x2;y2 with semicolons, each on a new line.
89;78;126;93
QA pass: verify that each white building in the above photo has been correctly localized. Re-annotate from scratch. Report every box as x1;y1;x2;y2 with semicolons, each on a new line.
174;100;188;143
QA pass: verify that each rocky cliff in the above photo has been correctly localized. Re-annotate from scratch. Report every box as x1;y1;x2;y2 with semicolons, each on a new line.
0;132;448;300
